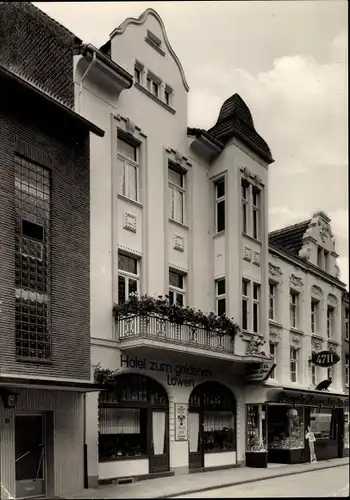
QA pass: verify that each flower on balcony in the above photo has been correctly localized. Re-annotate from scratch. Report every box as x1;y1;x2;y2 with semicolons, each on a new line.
93;362;120;385
113;294;239;339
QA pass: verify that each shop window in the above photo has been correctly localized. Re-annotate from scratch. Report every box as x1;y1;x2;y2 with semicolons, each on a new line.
246;404;267;452
203;410;235;452
344;413;349;450
310;408;337;440
99;407;147;460
268;406;304;450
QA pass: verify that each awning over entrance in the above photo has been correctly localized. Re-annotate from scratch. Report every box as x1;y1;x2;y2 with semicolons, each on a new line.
266;387;347;408
0;375;106;392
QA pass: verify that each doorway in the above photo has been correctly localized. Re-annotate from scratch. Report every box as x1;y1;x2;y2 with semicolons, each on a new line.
15;414;46;499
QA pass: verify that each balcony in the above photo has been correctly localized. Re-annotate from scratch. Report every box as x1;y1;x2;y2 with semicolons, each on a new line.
116;313;234;354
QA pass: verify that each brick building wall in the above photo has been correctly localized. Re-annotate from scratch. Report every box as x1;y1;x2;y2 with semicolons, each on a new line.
0;73;91;380
0;1;80;108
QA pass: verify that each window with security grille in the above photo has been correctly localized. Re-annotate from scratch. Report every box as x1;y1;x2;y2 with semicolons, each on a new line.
14;156;51;360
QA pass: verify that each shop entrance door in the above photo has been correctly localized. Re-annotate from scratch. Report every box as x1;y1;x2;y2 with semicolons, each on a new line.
188;411;203;469
15;414;45;499
149;410;169;473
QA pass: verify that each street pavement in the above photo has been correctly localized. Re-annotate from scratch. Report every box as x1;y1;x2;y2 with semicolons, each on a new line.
178;465;349;498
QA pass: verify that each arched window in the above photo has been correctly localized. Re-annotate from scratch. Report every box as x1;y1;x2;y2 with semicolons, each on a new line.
188;382;236;469
99;374;169;473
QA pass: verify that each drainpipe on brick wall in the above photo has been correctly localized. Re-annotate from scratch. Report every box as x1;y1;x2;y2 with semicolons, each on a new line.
79;50;97;114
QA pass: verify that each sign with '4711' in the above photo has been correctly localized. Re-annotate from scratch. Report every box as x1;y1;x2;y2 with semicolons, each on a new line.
311;350;340;368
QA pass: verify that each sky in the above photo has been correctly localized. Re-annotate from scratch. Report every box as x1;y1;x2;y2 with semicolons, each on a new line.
35;1;348;286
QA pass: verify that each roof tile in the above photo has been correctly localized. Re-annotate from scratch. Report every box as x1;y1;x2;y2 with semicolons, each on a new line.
268;219;311;256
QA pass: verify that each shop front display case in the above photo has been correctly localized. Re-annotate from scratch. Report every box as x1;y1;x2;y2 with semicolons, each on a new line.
245;404;268;468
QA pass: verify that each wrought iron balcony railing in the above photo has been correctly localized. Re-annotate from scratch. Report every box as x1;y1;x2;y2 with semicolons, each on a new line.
116;314;235;353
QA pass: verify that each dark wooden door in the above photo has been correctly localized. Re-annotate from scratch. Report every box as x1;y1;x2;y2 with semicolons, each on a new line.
149;410;170;473
15;414;45;498
189;411;203;470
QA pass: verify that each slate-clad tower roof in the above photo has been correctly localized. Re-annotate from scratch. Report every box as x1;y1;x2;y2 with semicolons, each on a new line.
208;93;274;164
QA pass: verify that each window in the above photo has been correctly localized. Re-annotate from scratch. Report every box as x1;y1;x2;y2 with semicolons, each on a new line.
327;366;332;379
324;250;329;272
252;187;260;240
241;179;249;234
252;283;260;334
242;279;249;331
312;364;317;386
118;253;139;303
269;343;277;379
346;355;349;387
268;406;304;450
215;178;225;233
14;156;51;361
317;246;323;268
169;270;185;306
216;279;226;316
290;347;299;382
310;408;337;440
168;164;185;224
345;309;349;341
327;305;334;338
146;74;160;97
164;86;172;106
269;283;276;320
203;411;235;452
311;299;319;334
118;135;139;202
289;291;299;328
134;66;141;84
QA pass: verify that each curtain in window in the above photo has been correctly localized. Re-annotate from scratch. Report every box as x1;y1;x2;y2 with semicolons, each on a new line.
152;411;166;455
99;408;140;434
127;164;137;201
188;412;200;453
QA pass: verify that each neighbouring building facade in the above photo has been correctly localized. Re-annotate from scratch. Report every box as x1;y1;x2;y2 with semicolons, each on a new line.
342;290;349;455
0;3;104;498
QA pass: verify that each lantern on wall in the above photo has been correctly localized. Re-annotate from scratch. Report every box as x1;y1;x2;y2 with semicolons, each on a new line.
0;388;18;409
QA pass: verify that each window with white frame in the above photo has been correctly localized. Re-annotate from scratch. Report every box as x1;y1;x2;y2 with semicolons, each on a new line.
169;270;185;306
134;64;142;85
168;163;185;224
216;279;226;316
269;282;277;321
252;186;260;240
345;308;349;341
118;253;140;303
289;291;299;328
290;347;299;382
269;342;277;379
241;179;249;234
215;178;225;233
252;283;260;334
164;85;173;106
242;279;249;331
311;299;319;334
146;74;159;98
324;250;329;272
118;134;139;202
346;355;349;387
327;305;334;338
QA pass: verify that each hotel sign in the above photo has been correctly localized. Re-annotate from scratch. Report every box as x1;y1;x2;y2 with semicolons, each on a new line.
311;350;340;368
175;403;188;441
246;359;276;382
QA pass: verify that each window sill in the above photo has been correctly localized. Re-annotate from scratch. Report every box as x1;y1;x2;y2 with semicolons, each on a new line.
242;232;262;245
16;357;53;365
168;217;189;230
269;319;283;329
145;36;166;56
135;82;176;114
290;327;304;335
204;448;236;455
99;455;148;462
117;193;143;209
213;230;225;238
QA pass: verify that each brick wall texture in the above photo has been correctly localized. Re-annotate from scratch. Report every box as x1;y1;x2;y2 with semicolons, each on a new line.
0;1;80;108
0;72;91;380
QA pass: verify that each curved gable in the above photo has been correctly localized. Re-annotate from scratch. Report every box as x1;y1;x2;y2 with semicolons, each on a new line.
110;8;190;92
